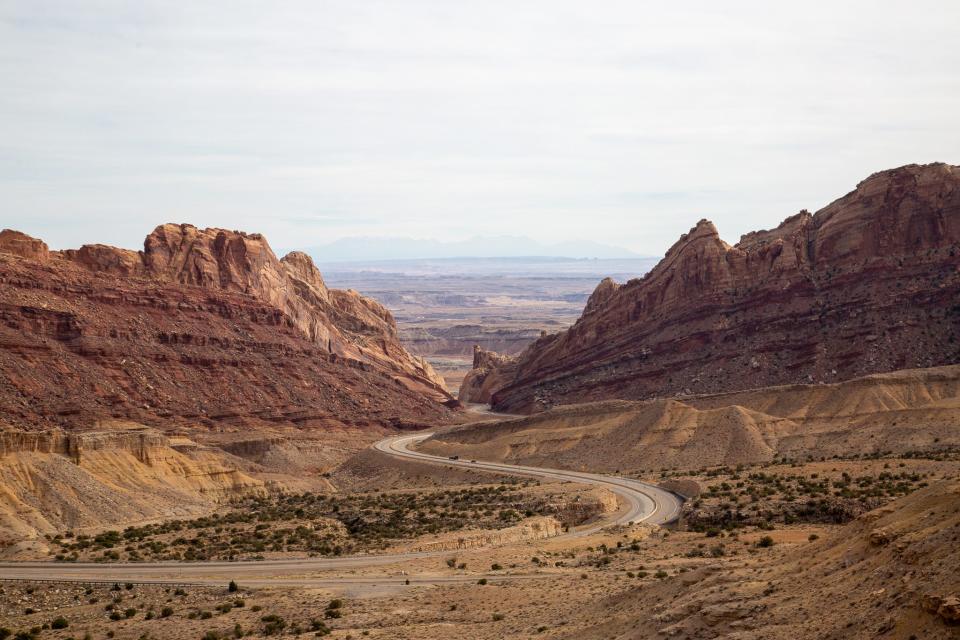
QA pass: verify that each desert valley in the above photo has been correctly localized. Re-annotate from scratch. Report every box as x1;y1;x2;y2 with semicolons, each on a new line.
0;162;958;639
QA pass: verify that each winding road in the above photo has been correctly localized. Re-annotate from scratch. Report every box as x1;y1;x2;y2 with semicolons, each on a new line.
375;433;682;531
0;431;681;587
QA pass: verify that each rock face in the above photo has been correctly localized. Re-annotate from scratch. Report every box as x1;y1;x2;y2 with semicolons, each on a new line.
458;345;518;404
0;425;263;558
0;230;48;262
481;163;960;412
0;223;453;431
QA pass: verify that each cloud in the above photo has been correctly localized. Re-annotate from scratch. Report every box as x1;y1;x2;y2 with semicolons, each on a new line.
1;0;958;255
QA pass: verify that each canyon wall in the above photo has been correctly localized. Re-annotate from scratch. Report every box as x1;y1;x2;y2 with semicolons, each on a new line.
0;224;454;432
467;163;960;412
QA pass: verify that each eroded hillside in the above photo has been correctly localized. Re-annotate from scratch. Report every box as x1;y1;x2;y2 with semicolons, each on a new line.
0;426;263;558
429;365;960;471
467;163;960;412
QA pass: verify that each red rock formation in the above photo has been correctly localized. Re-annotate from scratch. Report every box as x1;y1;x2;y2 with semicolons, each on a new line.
458;345;518;404
0;230;48;262
0;224;453;431
482;163;960;412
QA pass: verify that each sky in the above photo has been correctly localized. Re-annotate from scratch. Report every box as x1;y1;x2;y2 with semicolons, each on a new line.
1;1;958;257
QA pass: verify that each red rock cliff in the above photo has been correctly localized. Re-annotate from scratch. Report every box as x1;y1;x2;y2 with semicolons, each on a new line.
484;163;960;412
0;224;452;431
458;345;518;404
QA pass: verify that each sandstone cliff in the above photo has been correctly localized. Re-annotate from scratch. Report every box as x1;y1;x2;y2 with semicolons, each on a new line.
0;224;453;431
481;163;960;412
458;345;518;404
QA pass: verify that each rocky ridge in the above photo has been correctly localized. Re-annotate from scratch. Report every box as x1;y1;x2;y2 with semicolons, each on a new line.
465;163;960;412
0;224;454;431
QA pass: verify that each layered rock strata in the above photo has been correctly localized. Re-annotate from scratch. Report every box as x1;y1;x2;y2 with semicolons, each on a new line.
466;163;960;412
0;224;454;431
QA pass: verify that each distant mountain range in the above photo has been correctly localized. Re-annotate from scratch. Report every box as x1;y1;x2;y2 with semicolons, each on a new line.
296;235;641;262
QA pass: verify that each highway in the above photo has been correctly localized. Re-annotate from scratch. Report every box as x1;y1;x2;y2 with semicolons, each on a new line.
0;431;682;587
374;432;682;530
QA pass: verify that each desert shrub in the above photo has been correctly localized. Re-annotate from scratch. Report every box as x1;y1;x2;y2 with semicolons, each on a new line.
260;614;286;635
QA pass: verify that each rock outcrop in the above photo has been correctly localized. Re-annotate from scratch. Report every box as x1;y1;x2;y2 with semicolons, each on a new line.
481;163;960;412
458;345;518;404
0;425;263;558
0;230;49;262
0;223;453;431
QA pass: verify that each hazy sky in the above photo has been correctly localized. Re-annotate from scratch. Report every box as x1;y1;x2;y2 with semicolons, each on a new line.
2;1;958;256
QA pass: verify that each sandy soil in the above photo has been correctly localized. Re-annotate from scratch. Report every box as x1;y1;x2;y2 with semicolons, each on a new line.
1;453;956;639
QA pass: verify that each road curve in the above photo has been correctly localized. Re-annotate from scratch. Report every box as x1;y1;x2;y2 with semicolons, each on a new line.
375;432;682;531
0;431;681;585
